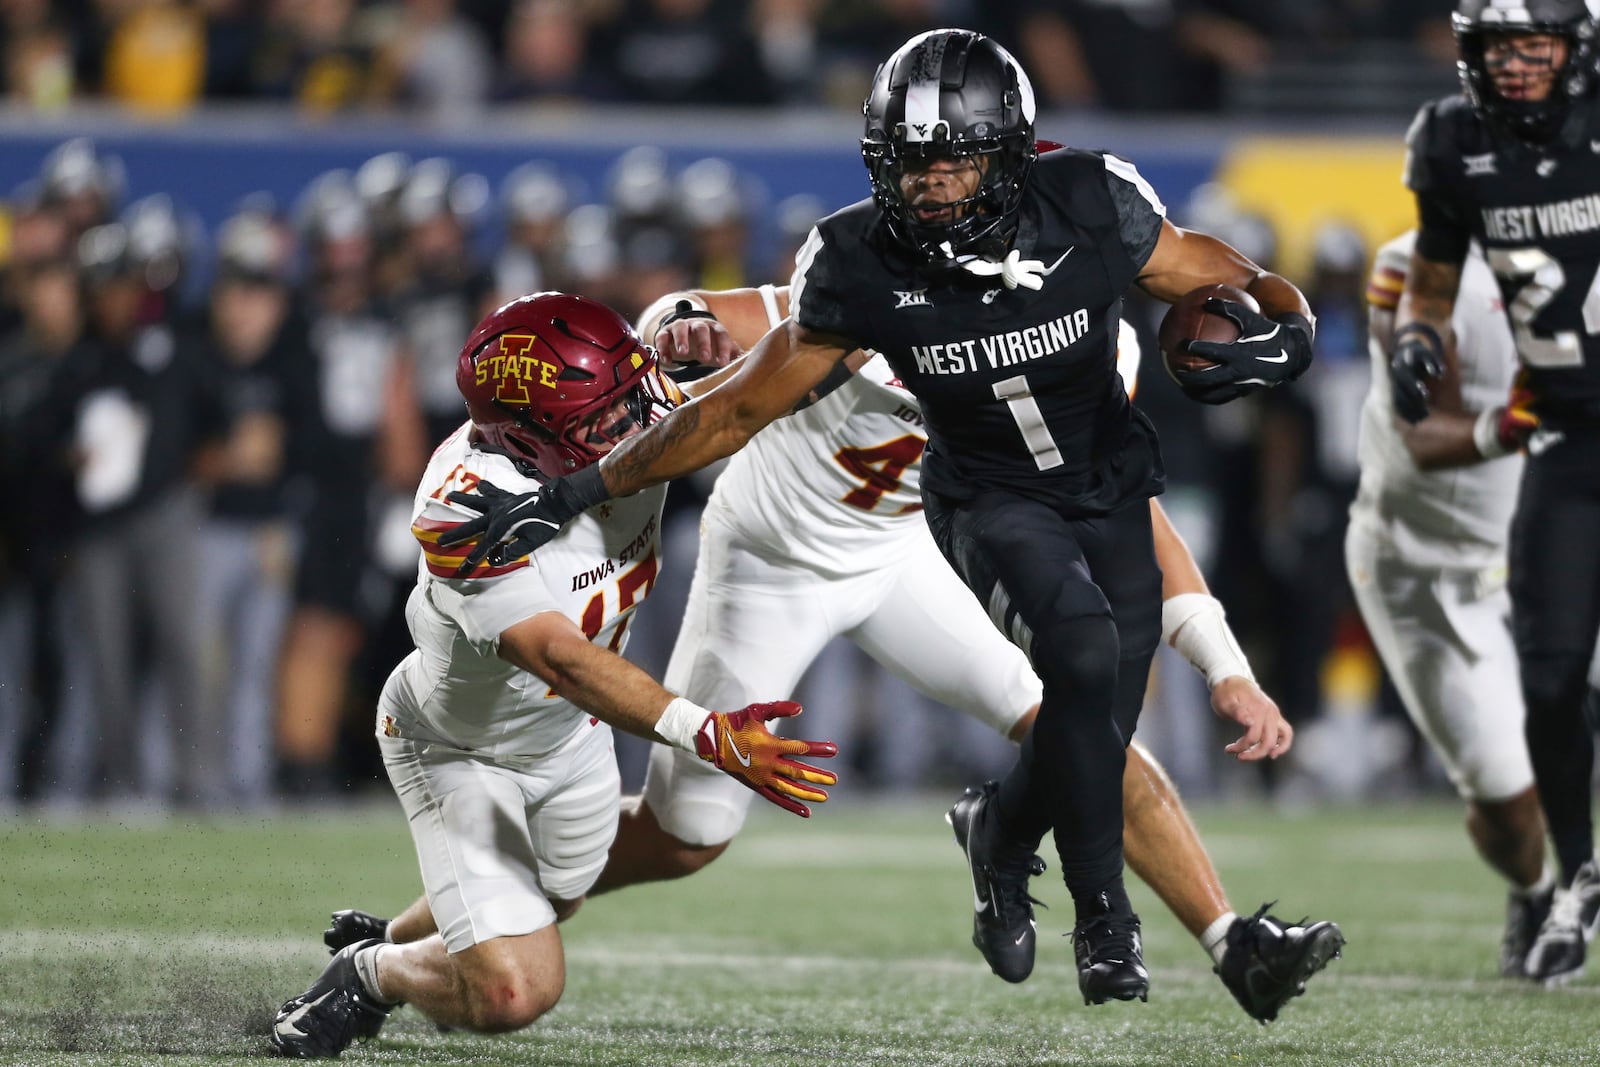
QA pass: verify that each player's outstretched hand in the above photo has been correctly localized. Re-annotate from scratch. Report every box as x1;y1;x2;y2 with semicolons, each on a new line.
438;467;610;576
654;305;743;371
1184;299;1314;387
695;701;839;817
1210;676;1292;762
438;479;559;574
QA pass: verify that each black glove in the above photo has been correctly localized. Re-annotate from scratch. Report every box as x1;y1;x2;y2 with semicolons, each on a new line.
436;464;611;576
1176;301;1315;405
1388;322;1446;425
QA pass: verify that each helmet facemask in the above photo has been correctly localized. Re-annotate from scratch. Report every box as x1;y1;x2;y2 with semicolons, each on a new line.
526;364;681;470
863;135;1035;262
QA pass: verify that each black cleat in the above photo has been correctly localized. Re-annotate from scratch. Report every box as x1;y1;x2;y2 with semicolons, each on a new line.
321;910;398;1037
271;939;392;1058
1073;911;1150;1005
324;909;391;954
1525;859;1600;986
1501;883;1555;978
945;782;1047;983
1216;902;1345;1023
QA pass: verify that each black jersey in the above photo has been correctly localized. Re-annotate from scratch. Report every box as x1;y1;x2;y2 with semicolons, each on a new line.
1407;93;1600;425
791;149;1166;514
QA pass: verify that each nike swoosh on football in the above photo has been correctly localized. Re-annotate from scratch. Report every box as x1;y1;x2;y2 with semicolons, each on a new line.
1256;350;1290;364
276;990;335;1039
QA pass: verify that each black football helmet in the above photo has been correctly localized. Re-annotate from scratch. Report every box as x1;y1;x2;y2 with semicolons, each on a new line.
1454;0;1598;142
861;29;1037;262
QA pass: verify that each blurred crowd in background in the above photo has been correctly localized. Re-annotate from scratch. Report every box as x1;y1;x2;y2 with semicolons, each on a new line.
0;133;1424;814
0;0;1457;118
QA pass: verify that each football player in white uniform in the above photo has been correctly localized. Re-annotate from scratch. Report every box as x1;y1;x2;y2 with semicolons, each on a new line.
600;284;1342;1022
268;293;837;1059
1347;229;1551;977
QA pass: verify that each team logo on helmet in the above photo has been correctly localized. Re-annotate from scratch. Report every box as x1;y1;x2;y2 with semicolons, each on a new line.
455;292;667;479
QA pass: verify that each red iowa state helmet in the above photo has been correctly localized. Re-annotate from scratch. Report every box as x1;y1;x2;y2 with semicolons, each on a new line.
456;291;673;479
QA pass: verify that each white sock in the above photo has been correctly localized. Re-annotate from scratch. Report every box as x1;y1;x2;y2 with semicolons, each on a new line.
353;944;401;1006
1201;911;1238;968
383;924;396;943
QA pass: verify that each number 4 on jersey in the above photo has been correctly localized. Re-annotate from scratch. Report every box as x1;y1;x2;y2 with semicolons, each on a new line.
835;436;925;512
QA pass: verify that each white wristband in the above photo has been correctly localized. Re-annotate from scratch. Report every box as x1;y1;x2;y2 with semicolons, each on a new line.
1473;407;1509;460
654;696;710;752
1161;593;1255;688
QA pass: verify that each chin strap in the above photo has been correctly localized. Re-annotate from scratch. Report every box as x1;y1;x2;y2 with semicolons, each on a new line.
958;248;1045;291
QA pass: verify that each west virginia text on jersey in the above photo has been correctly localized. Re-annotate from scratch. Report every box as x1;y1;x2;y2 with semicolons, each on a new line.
909;307;1094;375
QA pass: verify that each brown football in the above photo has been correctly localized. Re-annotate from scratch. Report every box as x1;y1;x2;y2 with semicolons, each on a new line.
1158;283;1260;376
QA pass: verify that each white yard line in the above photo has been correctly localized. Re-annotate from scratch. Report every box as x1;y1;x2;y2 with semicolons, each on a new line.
2;929;1593;999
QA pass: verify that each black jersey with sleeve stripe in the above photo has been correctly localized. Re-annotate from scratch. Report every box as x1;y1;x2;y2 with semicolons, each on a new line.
1406;92;1600;425
790;148;1165;514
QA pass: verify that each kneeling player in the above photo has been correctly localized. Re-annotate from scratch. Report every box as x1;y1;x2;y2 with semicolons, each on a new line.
267;293;836;1059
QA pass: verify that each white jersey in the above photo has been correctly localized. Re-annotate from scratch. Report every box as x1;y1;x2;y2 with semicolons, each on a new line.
1350;231;1522;568
380;422;667;759
705;286;1141;578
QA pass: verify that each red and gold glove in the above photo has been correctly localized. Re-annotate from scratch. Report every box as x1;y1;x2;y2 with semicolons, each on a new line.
1498;376;1539;451
694;701;838;818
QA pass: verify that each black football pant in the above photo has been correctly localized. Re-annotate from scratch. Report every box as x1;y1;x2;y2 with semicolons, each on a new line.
925;489;1162;902
1509;426;1600;884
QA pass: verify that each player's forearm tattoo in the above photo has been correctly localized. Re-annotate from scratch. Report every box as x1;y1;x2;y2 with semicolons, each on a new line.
602;402;704;497
1407;258;1462;328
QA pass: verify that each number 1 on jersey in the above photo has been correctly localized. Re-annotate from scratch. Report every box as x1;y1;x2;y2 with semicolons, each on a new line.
993;374;1065;470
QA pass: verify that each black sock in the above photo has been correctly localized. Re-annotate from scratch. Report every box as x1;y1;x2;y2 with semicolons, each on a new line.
1552;828;1595;886
1071;877;1131;921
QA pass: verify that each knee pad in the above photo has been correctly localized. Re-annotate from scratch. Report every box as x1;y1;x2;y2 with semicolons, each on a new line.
1521;653;1591;719
1030;614;1120;707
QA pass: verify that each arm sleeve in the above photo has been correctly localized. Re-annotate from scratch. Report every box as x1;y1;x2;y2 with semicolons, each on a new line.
1103;153;1167;273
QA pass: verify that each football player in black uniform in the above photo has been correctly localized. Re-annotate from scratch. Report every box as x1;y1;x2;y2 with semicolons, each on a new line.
441;29;1315;1006
1394;0;1600;986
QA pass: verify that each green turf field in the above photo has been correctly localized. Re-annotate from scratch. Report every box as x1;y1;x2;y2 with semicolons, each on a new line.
0;797;1595;1066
